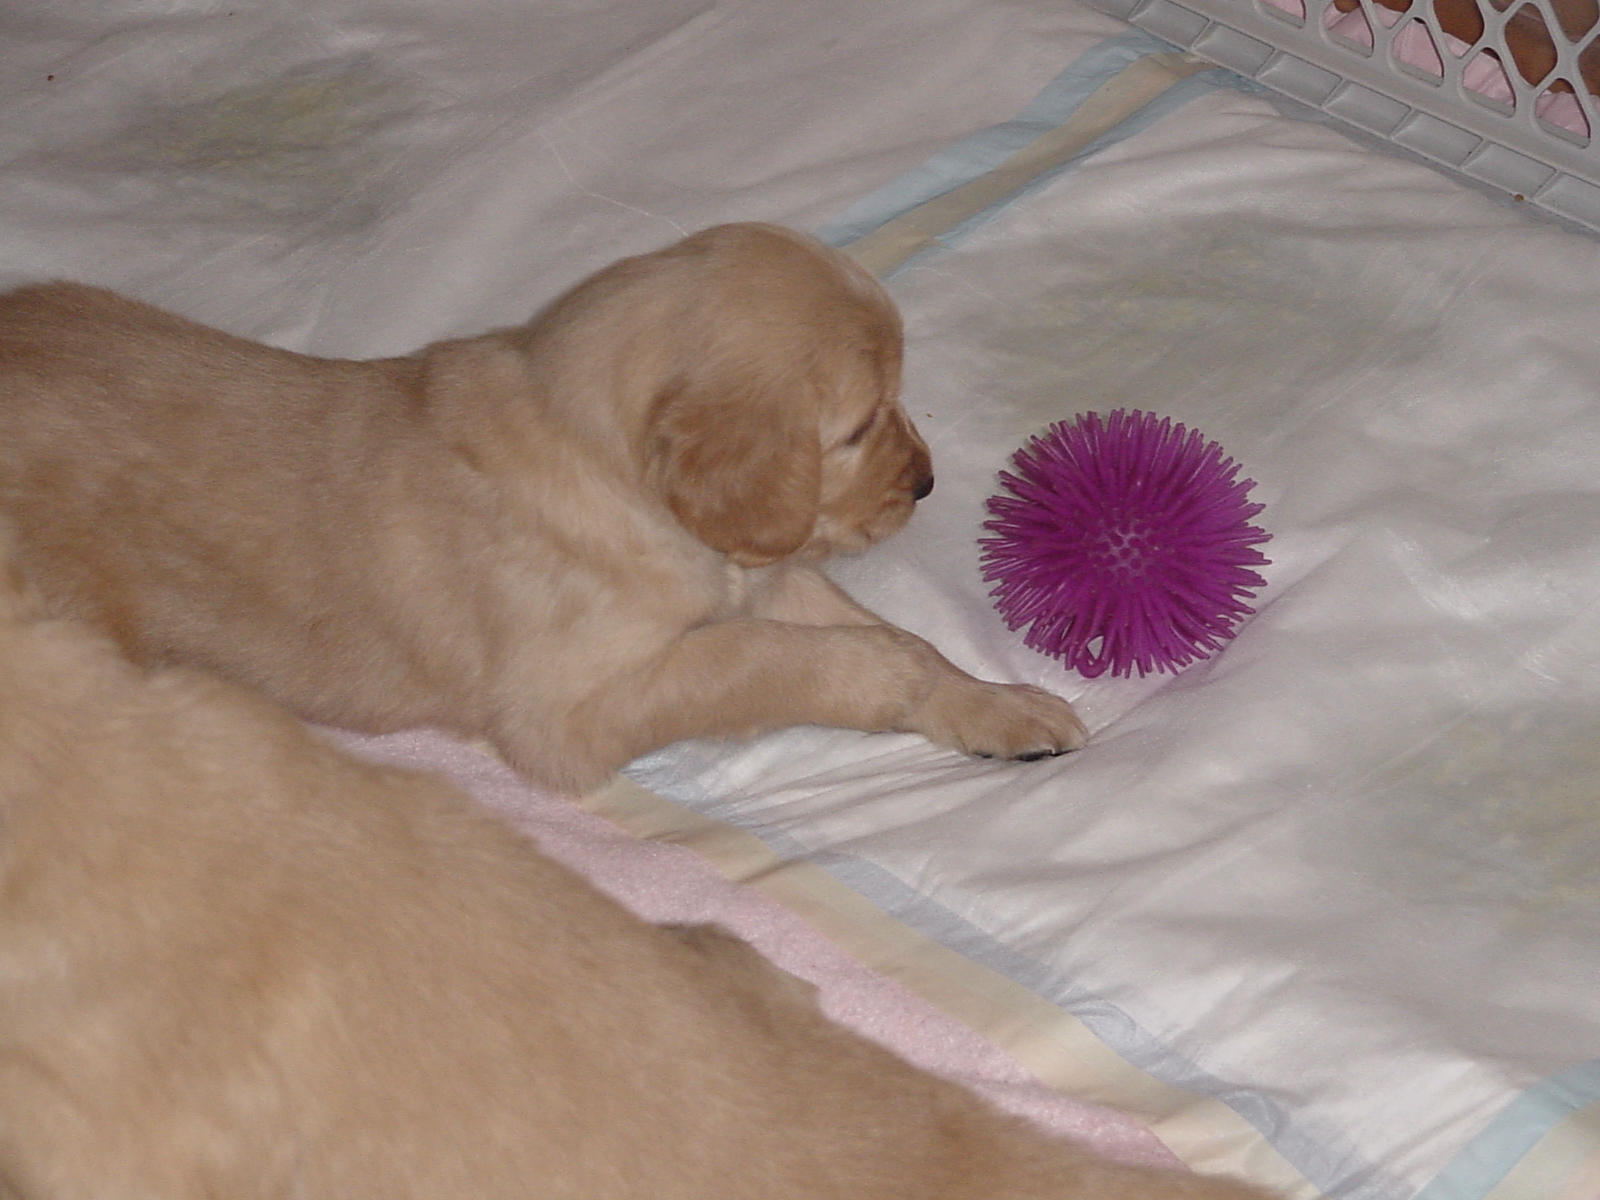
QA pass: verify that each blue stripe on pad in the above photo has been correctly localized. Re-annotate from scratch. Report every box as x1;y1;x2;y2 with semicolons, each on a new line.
814;29;1250;264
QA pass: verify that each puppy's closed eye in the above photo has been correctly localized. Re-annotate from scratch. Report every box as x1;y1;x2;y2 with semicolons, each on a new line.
841;410;878;448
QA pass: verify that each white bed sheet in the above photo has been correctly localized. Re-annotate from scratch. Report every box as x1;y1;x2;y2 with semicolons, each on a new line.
0;0;1122;349
4;3;1599;1199
630;47;1600;1200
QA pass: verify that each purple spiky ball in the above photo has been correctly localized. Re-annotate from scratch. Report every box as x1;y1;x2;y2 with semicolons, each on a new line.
980;409;1271;679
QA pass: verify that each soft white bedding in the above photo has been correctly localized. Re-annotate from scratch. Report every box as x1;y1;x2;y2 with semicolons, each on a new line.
634;33;1600;1200
4;3;1599;1199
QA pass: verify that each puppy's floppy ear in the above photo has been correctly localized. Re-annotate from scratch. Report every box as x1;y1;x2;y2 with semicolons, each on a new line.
649;369;821;567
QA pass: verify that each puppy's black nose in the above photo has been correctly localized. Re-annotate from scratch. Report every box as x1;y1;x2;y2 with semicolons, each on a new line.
912;474;935;502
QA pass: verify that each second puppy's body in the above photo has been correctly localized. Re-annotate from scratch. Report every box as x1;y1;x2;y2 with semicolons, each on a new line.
0;545;1253;1200
0;224;1086;792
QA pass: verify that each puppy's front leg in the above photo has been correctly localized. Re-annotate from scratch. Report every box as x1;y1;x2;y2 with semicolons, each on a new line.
745;563;1088;750
543;617;1086;793
742;563;887;627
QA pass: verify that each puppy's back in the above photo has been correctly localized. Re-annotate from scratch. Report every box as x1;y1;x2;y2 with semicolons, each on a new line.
0;282;496;731
0;282;316;404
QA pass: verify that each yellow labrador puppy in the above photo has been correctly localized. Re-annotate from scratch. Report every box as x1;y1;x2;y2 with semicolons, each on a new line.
0;223;1086;794
0;540;1264;1200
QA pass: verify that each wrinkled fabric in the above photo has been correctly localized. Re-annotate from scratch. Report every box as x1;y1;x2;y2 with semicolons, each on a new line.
0;0;1123;350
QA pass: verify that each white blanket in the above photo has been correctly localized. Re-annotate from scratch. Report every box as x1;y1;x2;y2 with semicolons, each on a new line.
631;35;1600;1200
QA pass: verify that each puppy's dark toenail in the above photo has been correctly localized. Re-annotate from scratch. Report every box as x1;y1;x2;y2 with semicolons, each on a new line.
1013;749;1063;762
912;474;934;501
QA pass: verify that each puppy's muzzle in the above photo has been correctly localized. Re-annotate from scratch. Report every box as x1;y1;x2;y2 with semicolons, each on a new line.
912;474;934;502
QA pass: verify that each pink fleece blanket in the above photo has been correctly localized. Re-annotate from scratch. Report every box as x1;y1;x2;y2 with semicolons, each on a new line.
328;727;1182;1170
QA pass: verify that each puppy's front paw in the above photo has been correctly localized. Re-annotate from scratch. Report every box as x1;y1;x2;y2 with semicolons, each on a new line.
903;676;1088;762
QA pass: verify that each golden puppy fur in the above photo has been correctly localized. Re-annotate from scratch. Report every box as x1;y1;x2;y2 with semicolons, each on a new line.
0;542;1268;1200
0;223;1086;794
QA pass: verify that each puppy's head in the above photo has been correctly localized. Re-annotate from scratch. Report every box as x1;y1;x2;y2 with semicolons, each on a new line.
557;223;932;567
